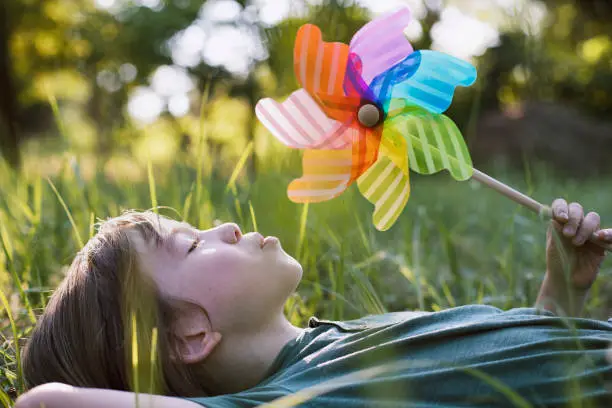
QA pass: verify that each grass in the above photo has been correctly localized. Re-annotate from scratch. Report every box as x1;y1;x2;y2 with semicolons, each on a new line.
0;147;611;405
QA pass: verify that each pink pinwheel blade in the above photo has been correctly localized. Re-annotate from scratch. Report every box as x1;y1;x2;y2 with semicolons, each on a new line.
255;89;352;150
349;7;413;85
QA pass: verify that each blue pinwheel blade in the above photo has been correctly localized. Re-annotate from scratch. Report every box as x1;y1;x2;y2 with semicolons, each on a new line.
370;50;477;114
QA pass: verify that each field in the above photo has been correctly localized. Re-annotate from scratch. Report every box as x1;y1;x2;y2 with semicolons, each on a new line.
1;142;611;404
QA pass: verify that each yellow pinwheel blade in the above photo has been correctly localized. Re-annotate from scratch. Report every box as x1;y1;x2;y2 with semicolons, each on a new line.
357;136;411;231
288;149;353;203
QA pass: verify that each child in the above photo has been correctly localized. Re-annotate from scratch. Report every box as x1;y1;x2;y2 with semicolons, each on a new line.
15;198;612;407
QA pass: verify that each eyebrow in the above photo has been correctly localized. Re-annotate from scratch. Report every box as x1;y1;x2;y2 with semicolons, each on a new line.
166;226;198;254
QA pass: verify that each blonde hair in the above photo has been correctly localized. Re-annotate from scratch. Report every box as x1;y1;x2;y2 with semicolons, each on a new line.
22;211;212;397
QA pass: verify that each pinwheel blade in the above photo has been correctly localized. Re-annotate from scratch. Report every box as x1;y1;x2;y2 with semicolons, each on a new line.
294;24;351;120
348;7;414;85
288;149;353;203
371;50;477;114
349;124;382;181
343;53;377;101
357;150;411;232
386;107;474;180
255;89;352;149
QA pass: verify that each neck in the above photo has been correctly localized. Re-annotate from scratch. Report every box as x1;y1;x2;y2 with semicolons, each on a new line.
200;313;303;395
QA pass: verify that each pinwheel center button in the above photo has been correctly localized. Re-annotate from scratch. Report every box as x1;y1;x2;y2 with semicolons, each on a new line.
357;103;382;128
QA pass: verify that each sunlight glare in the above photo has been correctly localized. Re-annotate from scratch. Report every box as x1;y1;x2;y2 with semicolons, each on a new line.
128;87;165;124
431;6;500;60
151;65;194;98
168;94;191;117
170;25;207;68
202;0;242;22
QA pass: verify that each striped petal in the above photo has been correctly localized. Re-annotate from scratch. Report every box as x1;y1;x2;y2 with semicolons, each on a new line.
349;123;383;181
256;89;352;150
386;107;473;180
343;53;378;102
287;123;383;203
349;7;414;85
357;146;411;231
288;149;353;203
294;24;352;119
314;91;362;123
371;50;477;114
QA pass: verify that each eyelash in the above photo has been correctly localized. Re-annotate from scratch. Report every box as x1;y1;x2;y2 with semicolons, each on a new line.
187;239;200;254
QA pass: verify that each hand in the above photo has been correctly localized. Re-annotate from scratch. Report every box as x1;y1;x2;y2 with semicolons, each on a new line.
546;198;610;291
536;198;611;317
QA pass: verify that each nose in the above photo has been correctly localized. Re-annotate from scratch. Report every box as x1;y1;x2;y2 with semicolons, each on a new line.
218;223;242;243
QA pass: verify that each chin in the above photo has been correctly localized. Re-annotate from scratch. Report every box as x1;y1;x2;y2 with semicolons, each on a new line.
279;253;304;291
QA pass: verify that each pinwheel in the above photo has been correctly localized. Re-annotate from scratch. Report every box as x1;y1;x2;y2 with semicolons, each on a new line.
256;7;477;231
255;6;612;251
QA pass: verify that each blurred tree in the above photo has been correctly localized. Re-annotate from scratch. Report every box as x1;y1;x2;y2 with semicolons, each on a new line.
0;1;20;168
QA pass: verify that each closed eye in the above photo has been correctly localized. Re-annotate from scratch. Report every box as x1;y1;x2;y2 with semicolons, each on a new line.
187;239;200;254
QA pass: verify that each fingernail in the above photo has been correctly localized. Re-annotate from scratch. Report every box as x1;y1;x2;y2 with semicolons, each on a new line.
572;237;585;246
563;225;574;236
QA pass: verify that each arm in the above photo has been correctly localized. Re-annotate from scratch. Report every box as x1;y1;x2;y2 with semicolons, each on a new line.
15;383;206;408
535;199;611;317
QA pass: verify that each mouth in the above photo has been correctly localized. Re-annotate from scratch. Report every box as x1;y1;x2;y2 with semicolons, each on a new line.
248;232;278;249
262;236;279;248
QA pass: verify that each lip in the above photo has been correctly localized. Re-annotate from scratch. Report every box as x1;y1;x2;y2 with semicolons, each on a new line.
252;232;265;248
262;236;279;248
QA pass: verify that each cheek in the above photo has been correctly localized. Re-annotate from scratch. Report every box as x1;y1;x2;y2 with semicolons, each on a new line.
185;248;255;297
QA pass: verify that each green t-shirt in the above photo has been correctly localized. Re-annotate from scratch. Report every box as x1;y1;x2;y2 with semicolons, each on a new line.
185;305;612;407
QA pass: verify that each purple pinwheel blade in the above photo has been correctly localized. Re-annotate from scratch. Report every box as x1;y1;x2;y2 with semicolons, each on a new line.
371;50;477;114
343;53;377;102
349;7;414;86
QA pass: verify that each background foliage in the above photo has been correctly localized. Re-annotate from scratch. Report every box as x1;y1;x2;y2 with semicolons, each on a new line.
1;0;612;405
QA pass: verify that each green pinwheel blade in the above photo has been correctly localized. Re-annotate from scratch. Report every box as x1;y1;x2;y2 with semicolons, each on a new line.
384;106;474;181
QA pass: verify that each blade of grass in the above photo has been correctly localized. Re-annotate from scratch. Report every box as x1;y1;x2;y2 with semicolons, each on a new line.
182;182;195;221
248;200;258;231
0;388;11;407
131;313;140;407
297;203;309;261
46;177;84;248
89;212;95;240
0;287;23;394
147;158;158;215
195;79;213;227
46;86;69;145
224;141;254;195
149;327;158;395
0;211;36;323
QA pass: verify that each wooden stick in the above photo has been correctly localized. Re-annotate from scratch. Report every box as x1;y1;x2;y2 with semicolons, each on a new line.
471;169;612;252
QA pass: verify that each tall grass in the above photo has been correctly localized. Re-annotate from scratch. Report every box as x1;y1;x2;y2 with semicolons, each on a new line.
0;148;611;405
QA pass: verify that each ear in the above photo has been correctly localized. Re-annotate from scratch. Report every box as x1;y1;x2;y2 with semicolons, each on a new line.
170;303;222;364
174;331;222;364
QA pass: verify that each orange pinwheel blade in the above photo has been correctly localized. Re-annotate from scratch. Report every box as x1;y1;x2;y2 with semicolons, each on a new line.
287;124;383;203
348;125;383;181
288;149;353;203
294;24;351;121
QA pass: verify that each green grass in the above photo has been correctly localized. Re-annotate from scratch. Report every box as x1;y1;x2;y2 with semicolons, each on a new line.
0;149;611;405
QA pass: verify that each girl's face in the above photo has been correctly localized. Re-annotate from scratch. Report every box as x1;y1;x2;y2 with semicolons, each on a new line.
133;218;303;333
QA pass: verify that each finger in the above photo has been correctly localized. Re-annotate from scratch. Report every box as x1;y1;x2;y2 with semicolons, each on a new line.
597;229;612;243
564;202;583;237
551;198;569;224
574;211;600;246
